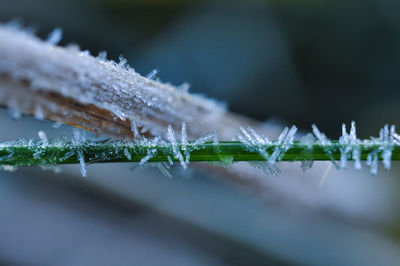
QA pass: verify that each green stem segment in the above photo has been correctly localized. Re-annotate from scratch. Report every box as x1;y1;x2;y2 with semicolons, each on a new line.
0;141;398;167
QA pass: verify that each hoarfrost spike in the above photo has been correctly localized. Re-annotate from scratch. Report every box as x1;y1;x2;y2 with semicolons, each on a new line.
146;68;159;80
167;125;186;168
38;130;48;146
78;150;87;177
46;28;62;45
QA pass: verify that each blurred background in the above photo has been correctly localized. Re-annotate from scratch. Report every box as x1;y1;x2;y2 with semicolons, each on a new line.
1;0;400;265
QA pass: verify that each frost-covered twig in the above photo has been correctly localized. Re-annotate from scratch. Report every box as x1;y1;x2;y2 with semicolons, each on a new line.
0;24;255;140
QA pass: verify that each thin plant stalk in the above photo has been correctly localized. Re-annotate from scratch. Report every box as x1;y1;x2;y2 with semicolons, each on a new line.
0;141;398;167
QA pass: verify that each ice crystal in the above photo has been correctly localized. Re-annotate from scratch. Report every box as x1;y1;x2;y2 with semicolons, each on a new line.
178;82;190;92
236;126;270;160
299;133;315;172
236;126;289;176
339;122;361;170
299;133;315;149
312;124;339;169
130;120;140;139
167;155;174;166
38;130;48;146
366;152;378;176
381;124;393;170
181;122;190;164
72;128;87;176
277;125;297;161
124;148;132;160
97;51;107;61
167;125;186;168
146;68;159;80
139;149;157;165
46;28;62;45
72;128;86;145
77;150;87;177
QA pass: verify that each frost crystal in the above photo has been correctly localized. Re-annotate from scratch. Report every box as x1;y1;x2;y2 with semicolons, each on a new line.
72;128;87;176
193;131;218;146
124;148;132;160
167;155;173;166
312;124;330;146
277;125;297;161
38;130;48;146
178;82;190;92
78;150;87;177
146;68;159;80
97;51;107;61
266;126;296;164
181;122;190;164
130;120;140;139
140;149;157;165
299;133;315;149
312;124;339;169
72;128;86;145
236;126;288;176
46;28;62;45
167;125;186;168
366;152;378;176
381;124;393;170
299;133;315;172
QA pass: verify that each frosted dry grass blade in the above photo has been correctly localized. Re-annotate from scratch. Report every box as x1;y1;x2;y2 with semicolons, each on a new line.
0;24;256;140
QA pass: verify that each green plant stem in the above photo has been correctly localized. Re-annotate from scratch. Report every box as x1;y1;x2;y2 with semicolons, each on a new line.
0;141;398;167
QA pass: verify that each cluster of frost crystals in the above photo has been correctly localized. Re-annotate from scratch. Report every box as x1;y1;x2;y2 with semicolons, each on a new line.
339;121;361;170
271;126;297;164
236;126;271;160
236;125;297;176
192;130;218;148
167;124;186;169
312;125;339;169
364;124;397;175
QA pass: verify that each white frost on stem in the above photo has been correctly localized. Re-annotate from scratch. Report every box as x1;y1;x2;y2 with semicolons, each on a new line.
167;125;186;168
38;130;48;146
